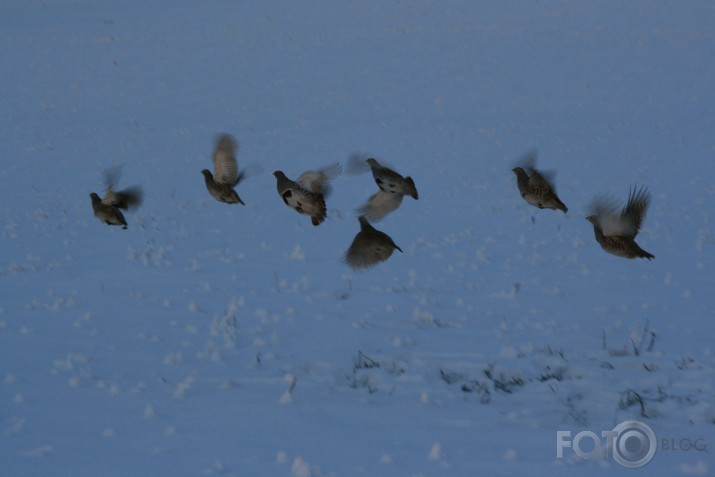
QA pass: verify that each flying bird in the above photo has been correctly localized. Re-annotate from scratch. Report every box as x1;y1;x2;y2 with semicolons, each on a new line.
366;157;418;199
586;185;654;260
89;166;143;229
348;154;418;222
343;216;403;270
201;133;248;205
273;163;342;226
512;150;567;213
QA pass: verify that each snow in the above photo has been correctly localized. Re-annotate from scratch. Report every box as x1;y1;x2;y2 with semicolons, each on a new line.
1;1;714;476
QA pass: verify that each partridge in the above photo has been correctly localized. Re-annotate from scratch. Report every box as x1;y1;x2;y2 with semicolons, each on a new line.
89;166;143;229
273;163;342;226
90;192;128;229
366;158;418;199
201;133;246;205
343;216;403;270
348;155;418;221
512;151;567;213
586;185;654;260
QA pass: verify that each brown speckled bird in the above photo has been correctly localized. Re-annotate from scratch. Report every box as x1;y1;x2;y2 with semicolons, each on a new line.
512;150;567;213
201;133;246;205
343;216;403;270
89;166;143;229
586;185;654;260
273;163;342;226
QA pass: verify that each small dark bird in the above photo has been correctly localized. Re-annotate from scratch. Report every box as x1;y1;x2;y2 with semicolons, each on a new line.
273;163;342;226
89;166;143;229
343;216;403;270
512;150;567;213
201;133;246;205
586;185;654;260
348;155;418;222
90;192;128;228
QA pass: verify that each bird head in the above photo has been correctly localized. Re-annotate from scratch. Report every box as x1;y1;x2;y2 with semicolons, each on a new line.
585;215;598;225
200;169;212;178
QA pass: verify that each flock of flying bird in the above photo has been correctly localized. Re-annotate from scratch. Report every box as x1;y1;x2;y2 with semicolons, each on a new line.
89;133;655;270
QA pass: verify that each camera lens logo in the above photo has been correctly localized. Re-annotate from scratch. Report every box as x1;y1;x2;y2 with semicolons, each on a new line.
611;420;657;468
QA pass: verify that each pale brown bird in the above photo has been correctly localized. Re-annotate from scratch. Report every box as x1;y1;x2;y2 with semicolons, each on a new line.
201;133;246;205
586;185;654;260
89;166;143;229
273;163;342;226
343;216;403;270
512;150;567;213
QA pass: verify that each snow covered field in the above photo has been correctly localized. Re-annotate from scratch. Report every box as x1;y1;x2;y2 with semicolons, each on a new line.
1;1;714;475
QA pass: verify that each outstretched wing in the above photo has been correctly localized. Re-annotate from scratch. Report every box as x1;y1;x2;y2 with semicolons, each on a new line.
212;133;240;186
343;234;395;270
107;186;143;210
356;190;404;222
296;162;342;196
620;185;650;238
588;195;630;237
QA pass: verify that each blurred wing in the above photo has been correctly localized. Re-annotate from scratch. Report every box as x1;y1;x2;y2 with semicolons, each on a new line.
102;165;123;189
212;134;239;185
356;190;404;222
589;196;634;237
343;234;394;270
345;153;372;175
296;162;342;195
620;185;650;237
110;186;144;211
512;148;538;172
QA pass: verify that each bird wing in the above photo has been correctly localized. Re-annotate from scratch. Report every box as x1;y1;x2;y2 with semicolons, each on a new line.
102;165;123;190
588;196;634;237
105;185;144;210
343;234;395;270
345;153;372;175
344;218;402;269
356;190;404;222
513;149;538;172
527;170;556;193
620;185;650;238
296;163;342;196
212;134;240;185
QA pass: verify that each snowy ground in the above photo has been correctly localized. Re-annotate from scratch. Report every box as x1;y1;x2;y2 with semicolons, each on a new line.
1;1;714;476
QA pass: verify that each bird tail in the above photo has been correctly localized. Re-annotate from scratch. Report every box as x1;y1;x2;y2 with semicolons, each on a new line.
405;177;419;199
